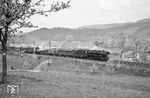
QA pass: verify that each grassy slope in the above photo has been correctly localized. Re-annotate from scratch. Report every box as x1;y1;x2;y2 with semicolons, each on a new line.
0;54;150;97
0;70;150;98
0;53;150;77
0;54;40;70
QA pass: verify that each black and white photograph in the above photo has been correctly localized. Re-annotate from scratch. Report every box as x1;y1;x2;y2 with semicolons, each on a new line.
0;0;150;97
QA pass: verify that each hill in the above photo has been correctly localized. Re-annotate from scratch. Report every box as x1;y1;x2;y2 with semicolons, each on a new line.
21;18;150;42
22;27;110;42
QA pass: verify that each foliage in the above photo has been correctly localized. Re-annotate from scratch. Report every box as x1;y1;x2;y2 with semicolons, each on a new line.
53;34;61;41
0;0;70;83
94;40;104;47
0;0;70;36
65;35;73;42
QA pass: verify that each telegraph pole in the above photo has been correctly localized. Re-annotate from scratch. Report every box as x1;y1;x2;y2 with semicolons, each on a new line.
49;40;51;53
33;41;35;54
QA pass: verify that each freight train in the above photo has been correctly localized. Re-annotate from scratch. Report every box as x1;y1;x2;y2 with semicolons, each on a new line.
3;46;110;61
34;48;110;61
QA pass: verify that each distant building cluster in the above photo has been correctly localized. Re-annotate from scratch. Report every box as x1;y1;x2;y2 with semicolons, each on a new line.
9;40;99;50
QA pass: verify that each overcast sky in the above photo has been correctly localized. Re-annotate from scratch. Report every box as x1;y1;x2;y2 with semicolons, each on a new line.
24;0;150;32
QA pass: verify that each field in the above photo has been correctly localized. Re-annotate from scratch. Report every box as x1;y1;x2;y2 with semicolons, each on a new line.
0;54;150;98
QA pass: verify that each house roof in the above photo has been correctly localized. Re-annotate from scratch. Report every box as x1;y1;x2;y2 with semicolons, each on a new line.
123;51;135;58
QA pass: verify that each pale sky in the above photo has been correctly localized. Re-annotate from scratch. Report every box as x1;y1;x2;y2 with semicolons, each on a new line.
24;0;150;32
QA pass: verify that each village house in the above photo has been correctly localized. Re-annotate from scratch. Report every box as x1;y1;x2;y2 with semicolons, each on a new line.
122;51;141;62
37;41;61;50
77;41;97;50
11;40;99;51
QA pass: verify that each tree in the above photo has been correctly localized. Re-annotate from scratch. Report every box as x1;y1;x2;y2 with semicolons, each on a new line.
53;34;61;41
0;0;70;84
65;35;73;42
94;38;105;47
116;33;126;59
